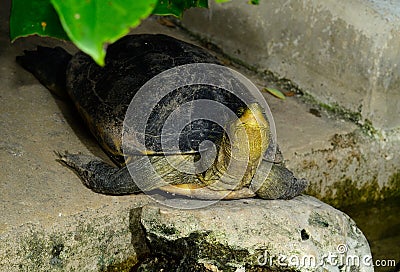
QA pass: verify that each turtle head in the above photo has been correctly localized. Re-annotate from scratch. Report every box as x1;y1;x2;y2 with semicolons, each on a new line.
202;102;270;190
229;103;269;164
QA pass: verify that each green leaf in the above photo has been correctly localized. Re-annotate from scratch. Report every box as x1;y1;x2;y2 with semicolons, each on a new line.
50;0;158;66
10;0;69;41
248;0;260;4
262;87;286;100
10;0;210;65
153;0;208;17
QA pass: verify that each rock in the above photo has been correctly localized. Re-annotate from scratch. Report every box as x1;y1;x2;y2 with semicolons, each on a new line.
138;195;373;272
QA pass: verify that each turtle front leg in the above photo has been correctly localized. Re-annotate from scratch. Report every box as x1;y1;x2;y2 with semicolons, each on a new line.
57;152;142;195
252;161;308;199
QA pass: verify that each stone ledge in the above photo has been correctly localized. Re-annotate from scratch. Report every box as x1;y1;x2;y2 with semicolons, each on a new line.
138;196;372;272
0;201;149;271
0;195;373;271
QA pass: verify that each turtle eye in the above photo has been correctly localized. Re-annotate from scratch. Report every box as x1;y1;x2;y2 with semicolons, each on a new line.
236;107;247;117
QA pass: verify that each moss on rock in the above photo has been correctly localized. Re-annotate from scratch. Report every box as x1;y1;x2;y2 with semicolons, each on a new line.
307;173;400;209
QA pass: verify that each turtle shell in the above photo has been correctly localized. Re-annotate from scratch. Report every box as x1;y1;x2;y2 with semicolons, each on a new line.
66;34;262;165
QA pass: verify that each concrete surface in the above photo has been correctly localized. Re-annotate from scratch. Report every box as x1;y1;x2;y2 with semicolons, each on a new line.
182;0;400;131
1;1;399;271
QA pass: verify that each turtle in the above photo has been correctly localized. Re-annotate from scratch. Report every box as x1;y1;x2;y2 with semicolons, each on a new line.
16;34;308;200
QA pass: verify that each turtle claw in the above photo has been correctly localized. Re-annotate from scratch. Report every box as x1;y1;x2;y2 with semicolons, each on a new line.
54;150;65;159
55;151;86;167
54;150;70;166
